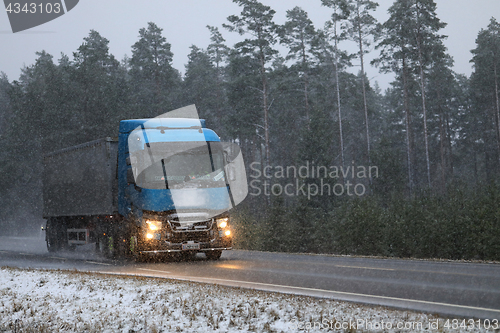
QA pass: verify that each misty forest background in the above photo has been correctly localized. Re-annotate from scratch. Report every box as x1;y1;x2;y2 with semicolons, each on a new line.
1;0;499;260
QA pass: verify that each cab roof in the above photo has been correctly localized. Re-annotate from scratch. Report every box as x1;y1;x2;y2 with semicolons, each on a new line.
119;118;207;133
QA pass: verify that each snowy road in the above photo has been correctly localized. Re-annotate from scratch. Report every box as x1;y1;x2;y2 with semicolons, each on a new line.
0;236;499;320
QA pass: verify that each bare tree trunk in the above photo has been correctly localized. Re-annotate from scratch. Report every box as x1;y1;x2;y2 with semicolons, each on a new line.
402;54;413;196
302;44;310;130
439;113;446;190
418;58;431;187
445;111;454;177
473;144;478;182
416;4;431;187
494;60;500;166
154;48;162;114
259;48;270;168
436;87;446;191
334;62;344;169
356;3;371;167
215;55;222;122
333;12;345;169
335;45;344;167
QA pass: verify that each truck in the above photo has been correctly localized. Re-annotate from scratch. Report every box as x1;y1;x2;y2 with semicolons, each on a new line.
42;105;247;260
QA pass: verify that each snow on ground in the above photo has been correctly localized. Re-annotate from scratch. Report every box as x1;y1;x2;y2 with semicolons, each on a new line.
0;267;494;333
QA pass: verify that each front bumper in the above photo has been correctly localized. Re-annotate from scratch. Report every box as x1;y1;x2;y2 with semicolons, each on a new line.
139;238;232;253
139;212;232;253
140;247;232;254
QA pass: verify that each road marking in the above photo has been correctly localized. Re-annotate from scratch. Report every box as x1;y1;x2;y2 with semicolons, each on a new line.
49;257;66;260
335;265;395;271
166;276;500;314
19;252;34;256
97;270;500;315
285;258;493;277
218;263;396;272
85;261;112;266
138;268;171;274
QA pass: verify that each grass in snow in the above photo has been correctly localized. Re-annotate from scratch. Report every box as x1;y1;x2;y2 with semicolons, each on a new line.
0;267;494;332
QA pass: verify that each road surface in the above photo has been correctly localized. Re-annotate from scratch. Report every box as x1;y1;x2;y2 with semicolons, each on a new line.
0;236;499;320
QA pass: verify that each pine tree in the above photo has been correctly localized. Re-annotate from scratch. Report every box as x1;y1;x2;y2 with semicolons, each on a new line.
72;30;123;139
129;22;181;116
320;0;351;168
374;0;448;192
412;0;447;187
223;0;278;167
426;54;456;189
343;0;380;167
207;25;230;121
182;46;220;124
470;18;500;175
279;6;318;128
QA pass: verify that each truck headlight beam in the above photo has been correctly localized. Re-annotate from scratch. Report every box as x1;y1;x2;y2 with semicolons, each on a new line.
217;217;229;229
146;220;162;231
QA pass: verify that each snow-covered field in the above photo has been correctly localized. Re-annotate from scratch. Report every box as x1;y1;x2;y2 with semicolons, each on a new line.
1;267;495;332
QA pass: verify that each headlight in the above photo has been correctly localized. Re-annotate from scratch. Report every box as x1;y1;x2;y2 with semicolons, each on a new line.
146;220;162;231
217;217;229;228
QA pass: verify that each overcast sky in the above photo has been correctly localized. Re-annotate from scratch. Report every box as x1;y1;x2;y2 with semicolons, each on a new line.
1;0;499;91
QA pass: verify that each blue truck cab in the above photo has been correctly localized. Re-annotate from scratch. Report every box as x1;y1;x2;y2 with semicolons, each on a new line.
117;117;234;259
43;110;246;260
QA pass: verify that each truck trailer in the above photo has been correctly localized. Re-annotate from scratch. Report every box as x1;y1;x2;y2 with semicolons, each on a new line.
43;107;247;260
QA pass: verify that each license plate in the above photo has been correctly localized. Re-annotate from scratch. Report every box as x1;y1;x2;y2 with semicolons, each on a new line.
182;243;200;250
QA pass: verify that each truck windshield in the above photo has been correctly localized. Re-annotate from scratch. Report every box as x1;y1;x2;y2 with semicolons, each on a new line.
131;142;226;190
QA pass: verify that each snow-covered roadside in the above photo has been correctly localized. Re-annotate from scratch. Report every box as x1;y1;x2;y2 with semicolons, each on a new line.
0;267;493;332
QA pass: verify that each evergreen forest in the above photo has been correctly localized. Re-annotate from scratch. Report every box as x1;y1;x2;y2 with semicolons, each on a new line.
1;0;499;260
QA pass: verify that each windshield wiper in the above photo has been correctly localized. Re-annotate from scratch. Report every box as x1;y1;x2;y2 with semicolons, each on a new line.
160;159;169;189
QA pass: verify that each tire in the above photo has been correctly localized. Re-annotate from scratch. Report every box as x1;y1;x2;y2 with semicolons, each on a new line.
205;250;222;260
97;234;114;258
46;218;62;253
46;236;59;252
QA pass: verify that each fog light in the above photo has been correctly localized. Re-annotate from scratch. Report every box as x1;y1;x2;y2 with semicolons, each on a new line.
146;233;153;239
224;230;231;236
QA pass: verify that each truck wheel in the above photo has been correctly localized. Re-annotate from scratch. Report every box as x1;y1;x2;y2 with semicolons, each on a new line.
46;218;62;252
116;232;135;259
46;237;59;252
205;250;222;260
97;234;114;258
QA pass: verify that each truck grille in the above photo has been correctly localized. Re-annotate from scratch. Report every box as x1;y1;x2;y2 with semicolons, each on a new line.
144;211;216;243
168;220;212;231
168;230;212;243
167;212;213;231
